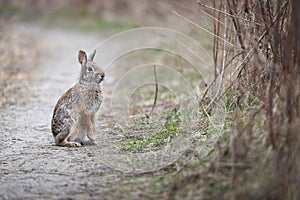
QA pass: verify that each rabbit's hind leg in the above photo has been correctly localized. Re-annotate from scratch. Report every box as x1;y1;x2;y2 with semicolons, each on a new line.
55;123;81;147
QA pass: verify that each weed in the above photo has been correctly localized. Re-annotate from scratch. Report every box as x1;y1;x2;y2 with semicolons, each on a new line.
117;108;181;152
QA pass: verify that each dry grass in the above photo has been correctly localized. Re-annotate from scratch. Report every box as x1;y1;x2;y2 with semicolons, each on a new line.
0;23;38;107
163;0;300;199
137;0;300;199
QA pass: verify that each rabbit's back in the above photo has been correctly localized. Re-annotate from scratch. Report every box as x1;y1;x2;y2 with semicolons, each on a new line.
51;87;78;137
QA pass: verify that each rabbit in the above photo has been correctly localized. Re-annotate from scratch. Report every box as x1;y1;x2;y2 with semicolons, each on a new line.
51;50;105;147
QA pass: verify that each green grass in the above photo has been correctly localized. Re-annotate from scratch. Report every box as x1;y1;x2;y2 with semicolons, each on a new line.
118;109;181;152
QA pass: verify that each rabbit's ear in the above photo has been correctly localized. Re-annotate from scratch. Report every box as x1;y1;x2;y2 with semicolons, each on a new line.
78;50;87;65
88;49;96;61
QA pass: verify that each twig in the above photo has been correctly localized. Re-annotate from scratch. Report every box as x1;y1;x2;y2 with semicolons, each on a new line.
197;1;263;26
219;4;228;96
213;0;222;80
217;161;251;168
267;72;277;150
226;0;246;58
200;31;266;110
175;39;213;69
201;4;229;109
172;10;243;50
150;65;158;116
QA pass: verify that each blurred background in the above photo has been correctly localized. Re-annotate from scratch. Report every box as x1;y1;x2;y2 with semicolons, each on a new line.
0;0;209;34
0;0;213;107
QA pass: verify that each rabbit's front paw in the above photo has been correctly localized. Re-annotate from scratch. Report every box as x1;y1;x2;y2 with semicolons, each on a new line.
82;139;97;146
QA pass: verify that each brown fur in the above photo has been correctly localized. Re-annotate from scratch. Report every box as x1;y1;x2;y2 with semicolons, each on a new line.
51;50;104;147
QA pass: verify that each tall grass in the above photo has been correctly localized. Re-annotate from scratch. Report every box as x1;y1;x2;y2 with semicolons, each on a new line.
198;0;299;199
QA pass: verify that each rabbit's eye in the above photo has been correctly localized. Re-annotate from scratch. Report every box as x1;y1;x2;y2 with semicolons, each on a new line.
87;66;93;72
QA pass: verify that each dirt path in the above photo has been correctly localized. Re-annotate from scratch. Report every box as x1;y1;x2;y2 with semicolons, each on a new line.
0;23;125;199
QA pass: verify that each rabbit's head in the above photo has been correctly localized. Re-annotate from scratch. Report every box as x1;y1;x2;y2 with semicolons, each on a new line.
78;50;105;85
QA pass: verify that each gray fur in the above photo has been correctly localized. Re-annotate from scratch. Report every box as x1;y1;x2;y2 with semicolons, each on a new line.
51;50;104;147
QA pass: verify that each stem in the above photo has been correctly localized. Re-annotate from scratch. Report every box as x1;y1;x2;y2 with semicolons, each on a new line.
150;65;158;116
